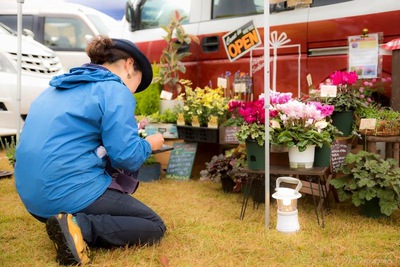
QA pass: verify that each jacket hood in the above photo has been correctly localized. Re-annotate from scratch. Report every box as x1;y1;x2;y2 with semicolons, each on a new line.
49;64;123;90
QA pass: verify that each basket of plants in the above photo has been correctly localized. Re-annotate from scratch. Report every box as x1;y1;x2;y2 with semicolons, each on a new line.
357;104;400;136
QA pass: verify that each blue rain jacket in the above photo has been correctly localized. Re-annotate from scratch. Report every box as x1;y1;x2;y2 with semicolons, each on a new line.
14;64;151;218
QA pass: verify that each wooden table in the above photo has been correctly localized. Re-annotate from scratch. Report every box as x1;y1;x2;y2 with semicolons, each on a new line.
239;166;333;228
365;135;400;166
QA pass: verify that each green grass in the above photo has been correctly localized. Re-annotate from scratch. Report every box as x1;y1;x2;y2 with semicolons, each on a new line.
1;154;400;267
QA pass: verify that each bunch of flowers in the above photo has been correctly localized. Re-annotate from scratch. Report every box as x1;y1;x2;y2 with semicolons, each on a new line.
306;71;390;112
232;95;266;146
177;85;229;126
271;98;338;151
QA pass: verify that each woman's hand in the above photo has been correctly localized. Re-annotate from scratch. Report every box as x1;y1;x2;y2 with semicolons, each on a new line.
145;133;164;151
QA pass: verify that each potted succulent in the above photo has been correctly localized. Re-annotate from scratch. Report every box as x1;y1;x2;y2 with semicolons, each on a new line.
330;151;400;217
152;10;199;99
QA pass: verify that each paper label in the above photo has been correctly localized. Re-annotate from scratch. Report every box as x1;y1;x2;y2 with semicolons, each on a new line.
160;90;173;100
177;113;185;126
359;118;376;130
217;77;228;89
320;85;337;97
208;115;219;128
191;116;200;127
306;74;312;87
234;83;246;93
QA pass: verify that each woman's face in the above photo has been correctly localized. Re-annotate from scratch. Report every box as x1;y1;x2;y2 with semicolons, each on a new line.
123;58;142;94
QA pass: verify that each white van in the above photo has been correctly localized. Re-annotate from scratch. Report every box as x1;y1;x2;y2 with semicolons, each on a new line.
0;0;119;71
0;22;63;136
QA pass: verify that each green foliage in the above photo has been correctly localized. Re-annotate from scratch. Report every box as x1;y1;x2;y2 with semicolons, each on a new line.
143;154;158;165
274;125;333;152
330;151;400;216
135;64;162;116
236;124;266;147
149;108;179;123
0;136;16;167
152;11;199;96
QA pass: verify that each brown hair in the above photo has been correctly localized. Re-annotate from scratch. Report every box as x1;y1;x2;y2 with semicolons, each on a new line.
86;35;141;71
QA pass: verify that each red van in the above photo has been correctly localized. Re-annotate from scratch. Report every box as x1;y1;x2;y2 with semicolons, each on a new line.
121;0;400;98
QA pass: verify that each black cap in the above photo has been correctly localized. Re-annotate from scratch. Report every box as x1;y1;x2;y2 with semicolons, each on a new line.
112;38;152;93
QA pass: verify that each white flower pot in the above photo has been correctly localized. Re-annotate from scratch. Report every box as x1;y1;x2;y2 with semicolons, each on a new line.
288;145;316;169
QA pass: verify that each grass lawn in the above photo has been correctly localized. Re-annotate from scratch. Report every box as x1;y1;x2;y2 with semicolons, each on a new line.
1;152;400;266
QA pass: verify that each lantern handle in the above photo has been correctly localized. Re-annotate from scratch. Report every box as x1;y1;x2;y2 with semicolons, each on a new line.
276;176;302;193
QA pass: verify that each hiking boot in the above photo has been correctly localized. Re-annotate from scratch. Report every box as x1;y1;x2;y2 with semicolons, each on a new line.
46;212;90;265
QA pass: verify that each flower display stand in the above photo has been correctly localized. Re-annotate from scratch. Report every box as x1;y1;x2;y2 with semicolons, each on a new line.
365;135;400;166
177;125;219;143
239;166;333;228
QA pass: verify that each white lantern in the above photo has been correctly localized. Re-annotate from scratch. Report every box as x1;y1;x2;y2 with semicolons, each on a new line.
272;176;302;233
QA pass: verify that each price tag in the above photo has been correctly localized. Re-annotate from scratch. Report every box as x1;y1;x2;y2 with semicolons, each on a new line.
160;90;173;100
177;113;185;126
359;118;376;130
234;83;246;93
320;85;337;97
191;116;200;127
306;74;313;87
217;77;228;89
207;115;219;129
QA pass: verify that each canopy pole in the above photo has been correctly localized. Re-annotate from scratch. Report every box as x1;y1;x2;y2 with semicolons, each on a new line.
264;0;271;229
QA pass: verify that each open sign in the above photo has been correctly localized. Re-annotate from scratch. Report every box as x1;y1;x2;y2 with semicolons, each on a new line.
223;20;262;62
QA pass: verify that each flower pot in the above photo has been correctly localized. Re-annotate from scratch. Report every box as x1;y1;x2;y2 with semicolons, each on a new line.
288;145;316;169
137;163;161;182
221;175;235;193
360;198;388;218
331;110;354;137
245;139;265;170
314;144;331;167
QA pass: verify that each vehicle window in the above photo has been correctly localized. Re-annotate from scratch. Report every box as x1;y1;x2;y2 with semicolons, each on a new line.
44;17;93;51
212;0;263;19
87;13;116;34
0;15;35;33
140;0;191;29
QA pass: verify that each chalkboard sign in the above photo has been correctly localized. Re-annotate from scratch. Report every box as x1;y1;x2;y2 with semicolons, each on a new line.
219;126;239;144
331;139;350;172
166;142;197;180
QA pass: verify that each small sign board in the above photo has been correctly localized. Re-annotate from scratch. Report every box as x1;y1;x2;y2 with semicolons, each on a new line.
330;139;350;172
320;85;337;97
359;118;377;130
222;20;262;62
166;142;197;180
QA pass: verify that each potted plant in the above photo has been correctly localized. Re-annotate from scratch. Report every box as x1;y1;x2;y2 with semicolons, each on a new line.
152;10;199;99
305;71;390;136
330;151;400;217
200;145;246;193
357;103;400;136
137;120;161;182
175;85;229;143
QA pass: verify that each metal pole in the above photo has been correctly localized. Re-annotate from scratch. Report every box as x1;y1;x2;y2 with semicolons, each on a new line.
16;0;25;142
264;0;271;229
